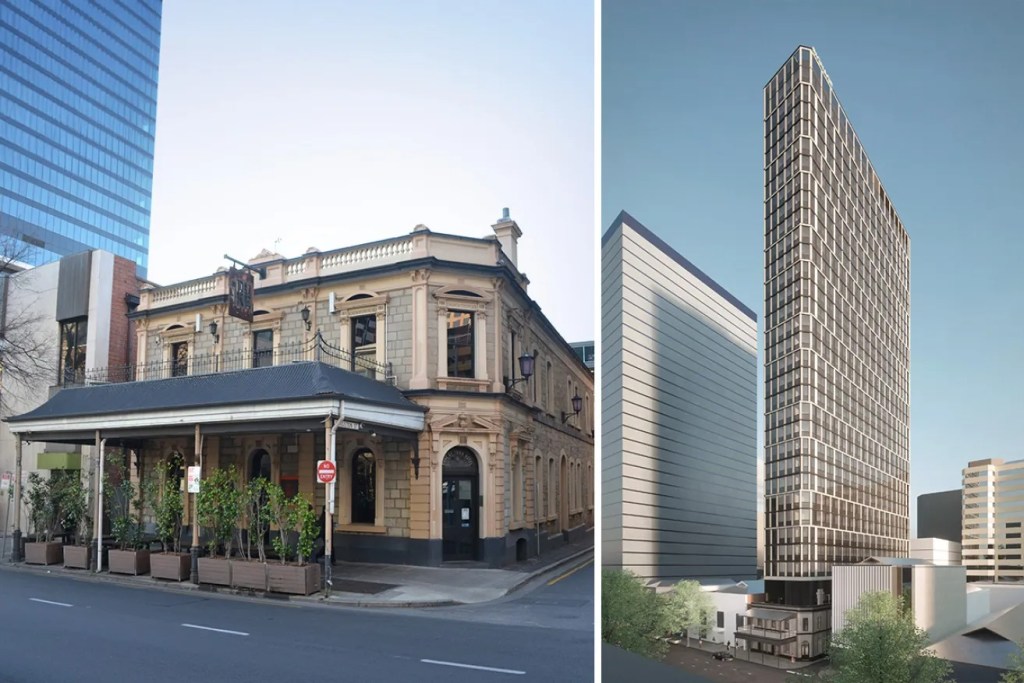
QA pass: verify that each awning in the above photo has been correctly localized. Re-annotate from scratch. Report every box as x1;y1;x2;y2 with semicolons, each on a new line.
746;607;797;621
5;362;426;441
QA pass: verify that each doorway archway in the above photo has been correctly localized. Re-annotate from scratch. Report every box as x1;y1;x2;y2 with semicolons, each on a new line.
441;447;479;561
249;448;271;483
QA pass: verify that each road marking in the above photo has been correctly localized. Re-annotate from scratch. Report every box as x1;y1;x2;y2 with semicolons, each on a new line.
547;557;593;586
181;623;249;636
29;598;72;607
421;659;526;675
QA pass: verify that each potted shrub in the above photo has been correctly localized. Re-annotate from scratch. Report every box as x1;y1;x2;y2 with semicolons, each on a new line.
231;477;271;591
147;453;190;581
61;472;92;569
24;472;66;565
267;487;321;596
196;465;240;586
105;454;150;575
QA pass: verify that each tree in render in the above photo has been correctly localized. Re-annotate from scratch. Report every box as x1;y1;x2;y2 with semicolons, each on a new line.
601;568;670;659
1000;644;1024;683
826;591;953;683
663;579;715;646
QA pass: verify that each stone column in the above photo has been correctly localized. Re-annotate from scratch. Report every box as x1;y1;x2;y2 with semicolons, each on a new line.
410;272;429;389
436;308;447;380
474;312;488;381
374;311;386;381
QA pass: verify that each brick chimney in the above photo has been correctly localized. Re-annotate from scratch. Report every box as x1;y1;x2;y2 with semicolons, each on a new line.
491;207;522;268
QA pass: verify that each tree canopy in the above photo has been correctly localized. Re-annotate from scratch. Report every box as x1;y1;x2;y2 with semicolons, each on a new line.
602;569;670;659
827;591;952;683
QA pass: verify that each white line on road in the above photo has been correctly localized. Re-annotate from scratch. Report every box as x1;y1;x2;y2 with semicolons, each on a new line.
181;623;249;636
29;598;72;607
421;659;525;675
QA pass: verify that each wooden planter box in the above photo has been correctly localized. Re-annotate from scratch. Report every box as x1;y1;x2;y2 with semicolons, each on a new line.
63;545;92;569
109;549;151;575
25;541;63;565
151;553;191;581
198;557;232;586
268;562;320;596
230;560;268;591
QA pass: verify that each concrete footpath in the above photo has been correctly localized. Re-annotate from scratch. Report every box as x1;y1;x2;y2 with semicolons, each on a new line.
0;531;593;608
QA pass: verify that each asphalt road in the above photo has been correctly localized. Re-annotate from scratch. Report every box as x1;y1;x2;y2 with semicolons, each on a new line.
0;557;593;683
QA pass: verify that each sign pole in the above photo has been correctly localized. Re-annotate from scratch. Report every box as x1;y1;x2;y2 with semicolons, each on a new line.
323;415;336;594
190;425;202;584
2;472;11;561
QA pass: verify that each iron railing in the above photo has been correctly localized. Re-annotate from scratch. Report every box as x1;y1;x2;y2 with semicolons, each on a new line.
66;331;393;387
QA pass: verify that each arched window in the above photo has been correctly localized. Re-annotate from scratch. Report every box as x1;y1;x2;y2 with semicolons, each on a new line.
535;455;543;521
568;461;575;511
577;462;583;512
352;449;376;524
583;464;589;511
512;452;522;523
548;458;556;517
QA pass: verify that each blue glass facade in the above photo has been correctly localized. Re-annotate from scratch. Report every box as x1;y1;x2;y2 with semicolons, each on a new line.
1;0;161;277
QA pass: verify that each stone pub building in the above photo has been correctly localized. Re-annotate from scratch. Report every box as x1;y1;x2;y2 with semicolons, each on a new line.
7;213;594;568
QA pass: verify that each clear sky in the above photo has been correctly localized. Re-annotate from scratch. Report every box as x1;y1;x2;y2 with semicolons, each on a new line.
149;0;594;342
603;0;1024;534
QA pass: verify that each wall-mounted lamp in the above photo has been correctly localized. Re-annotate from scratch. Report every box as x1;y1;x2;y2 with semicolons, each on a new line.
561;392;583;425
154;336;162;347
504;352;535;392
208;320;219;343
300;305;312;331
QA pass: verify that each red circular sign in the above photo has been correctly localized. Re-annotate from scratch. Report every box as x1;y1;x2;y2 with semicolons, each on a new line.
317;460;336;484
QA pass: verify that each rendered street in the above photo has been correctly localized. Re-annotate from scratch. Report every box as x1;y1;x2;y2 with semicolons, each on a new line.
0;557;593;683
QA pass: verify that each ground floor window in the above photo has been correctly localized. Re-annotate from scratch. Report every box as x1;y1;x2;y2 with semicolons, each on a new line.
352;449;376;524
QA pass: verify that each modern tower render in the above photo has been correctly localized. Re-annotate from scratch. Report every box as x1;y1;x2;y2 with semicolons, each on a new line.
602;211;758;583
745;46;911;660
1;0;161;277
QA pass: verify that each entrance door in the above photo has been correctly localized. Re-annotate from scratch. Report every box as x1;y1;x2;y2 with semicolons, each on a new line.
442;448;479;561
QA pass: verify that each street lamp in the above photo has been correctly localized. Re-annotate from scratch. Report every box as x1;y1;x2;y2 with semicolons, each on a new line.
208;320;219;343
300;305;312;331
505;352;534;391
562;392;583;424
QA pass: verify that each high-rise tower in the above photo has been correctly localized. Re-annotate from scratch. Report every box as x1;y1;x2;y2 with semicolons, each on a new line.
1;0;162;277
739;46;911;660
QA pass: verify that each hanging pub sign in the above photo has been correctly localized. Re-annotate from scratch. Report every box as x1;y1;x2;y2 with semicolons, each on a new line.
227;267;254;322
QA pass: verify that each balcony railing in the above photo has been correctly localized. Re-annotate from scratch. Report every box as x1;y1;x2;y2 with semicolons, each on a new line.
64;332;393;387
735;625;797;641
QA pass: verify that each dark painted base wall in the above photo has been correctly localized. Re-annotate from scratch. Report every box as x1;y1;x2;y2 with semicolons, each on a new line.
333;524;591;567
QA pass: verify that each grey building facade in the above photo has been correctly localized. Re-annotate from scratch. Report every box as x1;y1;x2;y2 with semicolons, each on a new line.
602;211;758;582
918;489;962;544
744;46;912;660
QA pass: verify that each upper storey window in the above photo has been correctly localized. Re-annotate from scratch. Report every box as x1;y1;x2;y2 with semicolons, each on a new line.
447;311;474;378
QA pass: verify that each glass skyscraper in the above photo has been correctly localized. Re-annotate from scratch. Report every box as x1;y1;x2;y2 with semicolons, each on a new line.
737;46;911;660
1;0;161;277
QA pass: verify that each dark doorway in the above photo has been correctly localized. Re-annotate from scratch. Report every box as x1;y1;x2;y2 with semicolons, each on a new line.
442;447;479;561
249;449;271;482
516;537;527;561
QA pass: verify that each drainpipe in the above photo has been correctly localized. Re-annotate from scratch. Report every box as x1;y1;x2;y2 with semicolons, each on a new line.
95;436;106;572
